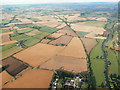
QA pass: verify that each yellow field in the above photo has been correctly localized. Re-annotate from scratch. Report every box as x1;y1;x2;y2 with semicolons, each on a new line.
40;55;87;73
14;43;64;67
0;71;14;87
58;37;86;59
3;69;54;88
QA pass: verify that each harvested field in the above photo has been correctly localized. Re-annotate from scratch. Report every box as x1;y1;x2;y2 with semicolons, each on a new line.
25;29;41;36
2;57;28;76
3;69;54;88
1;34;11;43
40;39;51;44
0;33;17;45
58;37;86;59
71;24;106;39
81;37;98;53
0;71;14;86
40;55;87;73
14;43;64;67
48;33;64;38
56;26;77;37
56;23;66;29
34;16;61;28
49;35;73;46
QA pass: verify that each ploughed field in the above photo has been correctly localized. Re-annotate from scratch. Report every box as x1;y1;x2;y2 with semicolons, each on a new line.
2;57;28;76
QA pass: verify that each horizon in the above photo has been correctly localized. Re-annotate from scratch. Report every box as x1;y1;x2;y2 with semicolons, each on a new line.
1;0;119;5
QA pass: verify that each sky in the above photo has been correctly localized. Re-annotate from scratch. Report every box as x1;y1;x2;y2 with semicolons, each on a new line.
1;0;119;5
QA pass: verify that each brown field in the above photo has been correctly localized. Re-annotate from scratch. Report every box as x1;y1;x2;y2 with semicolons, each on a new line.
0;71;14;86
58;37;86;59
3;69;54;88
0;33;17;45
56;26;77;37
40;39;51;44
2;57;28;76
13;43;64;67
81;37;98;53
25;29;41;36
1;34;10;43
49;35;73;46
56;23;66;29
71;24;106;39
40;55;87;73
48;33;64;38
34;16;62;28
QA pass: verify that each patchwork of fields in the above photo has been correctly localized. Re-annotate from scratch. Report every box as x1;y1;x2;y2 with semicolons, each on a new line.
1;4;119;89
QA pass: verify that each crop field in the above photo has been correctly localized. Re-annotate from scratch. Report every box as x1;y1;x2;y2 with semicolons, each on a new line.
56;26;77;37
15;23;34;28
48;33;64;38
11;34;33;41
33;32;49;39
49;35;73;46
83;21;107;27
56;23;66;29
40;55;87;73
0;71;13;86
40;39;51;44
0;32;17;45
13;43;64;67
58;37;86;59
71;24;106;39
81;37;98;54
38;26;58;33
22;37;40;47
1;28;11;33
25;29;42;36
17;28;34;33
90;39;105;86
2;57;28;76
3;69;54;88
1;44;23;59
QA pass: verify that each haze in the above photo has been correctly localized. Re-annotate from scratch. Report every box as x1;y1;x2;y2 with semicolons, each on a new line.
1;0;119;5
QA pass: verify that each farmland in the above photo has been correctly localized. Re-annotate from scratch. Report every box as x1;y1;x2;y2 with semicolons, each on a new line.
3;69;54;88
13;43;64;67
0;2;119;89
40;55;87;73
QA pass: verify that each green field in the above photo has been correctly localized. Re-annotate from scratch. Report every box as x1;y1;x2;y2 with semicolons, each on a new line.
2;28;11;33
23;37;40;47
11;34;33;41
83;21;107;27
17;28;34;33
38;26;58;33
1;43;23;59
90;39;105;86
33;32;49;39
105;48;119;75
15;24;34;28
